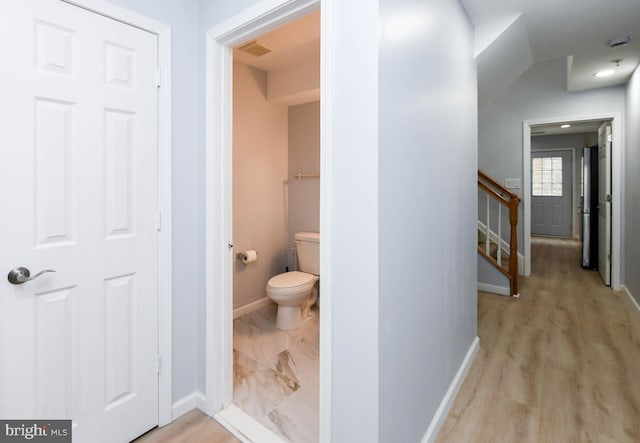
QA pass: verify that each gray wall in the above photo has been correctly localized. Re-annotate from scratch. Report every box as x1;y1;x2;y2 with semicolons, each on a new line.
478;57;625;286
232;62;289;308
287;101;320;269
106;0;202;403
625;66;640;304
378;0;478;441
478;256;509;289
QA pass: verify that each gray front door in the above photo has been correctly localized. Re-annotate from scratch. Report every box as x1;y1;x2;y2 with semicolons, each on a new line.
531;150;573;237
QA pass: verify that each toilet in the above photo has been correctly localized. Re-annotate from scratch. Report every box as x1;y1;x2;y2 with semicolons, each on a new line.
266;231;319;330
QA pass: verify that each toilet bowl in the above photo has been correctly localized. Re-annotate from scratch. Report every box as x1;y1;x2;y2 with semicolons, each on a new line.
267;271;318;330
267;231;320;330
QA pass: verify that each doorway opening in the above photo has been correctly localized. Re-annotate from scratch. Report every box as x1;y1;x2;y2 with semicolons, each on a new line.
230;10;320;443
204;1;326;442
524;115;621;288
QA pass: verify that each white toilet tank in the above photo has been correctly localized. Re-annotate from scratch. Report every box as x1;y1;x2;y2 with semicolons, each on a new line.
294;232;319;275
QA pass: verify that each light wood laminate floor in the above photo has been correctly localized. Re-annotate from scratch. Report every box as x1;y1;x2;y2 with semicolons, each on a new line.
133;410;239;443
437;236;640;443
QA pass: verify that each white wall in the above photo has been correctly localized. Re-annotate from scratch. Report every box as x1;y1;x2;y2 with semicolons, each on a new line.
378;0;478;441
287;101;320;269
324;0;380;440
478;57;625;286
625;66;640;304
232;62;289;308
476;13;532;107
105;0;202;403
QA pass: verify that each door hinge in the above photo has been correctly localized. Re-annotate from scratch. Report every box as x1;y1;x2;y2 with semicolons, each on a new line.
608;254;611;262
155;67;162;88
157;354;163;374
606;194;612;202
156;211;162;231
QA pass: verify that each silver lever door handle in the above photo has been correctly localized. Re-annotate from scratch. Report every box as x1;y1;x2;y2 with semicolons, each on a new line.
7;267;56;285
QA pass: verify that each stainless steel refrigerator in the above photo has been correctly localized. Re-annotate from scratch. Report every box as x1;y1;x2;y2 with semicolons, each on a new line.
582;146;599;269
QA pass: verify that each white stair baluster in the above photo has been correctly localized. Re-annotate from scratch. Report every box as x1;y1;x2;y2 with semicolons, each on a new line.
485;194;490;255
497;204;502;266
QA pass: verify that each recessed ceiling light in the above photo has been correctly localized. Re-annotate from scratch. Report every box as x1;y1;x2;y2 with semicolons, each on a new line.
594;70;615;78
561;124;571;129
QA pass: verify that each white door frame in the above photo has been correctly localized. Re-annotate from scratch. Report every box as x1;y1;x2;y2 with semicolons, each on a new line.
204;0;330;439
61;0;173;426
523;113;622;289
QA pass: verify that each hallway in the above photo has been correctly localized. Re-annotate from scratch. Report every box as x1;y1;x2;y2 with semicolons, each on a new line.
438;237;640;442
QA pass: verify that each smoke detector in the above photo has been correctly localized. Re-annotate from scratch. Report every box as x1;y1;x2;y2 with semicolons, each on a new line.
607;35;632;48
238;40;272;57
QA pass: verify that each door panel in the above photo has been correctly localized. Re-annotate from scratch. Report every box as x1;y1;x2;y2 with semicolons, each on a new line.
551;204;562;227
531;150;573;237
35;287;74;419
0;1;159;441
533;203;543;225
598;122;612;285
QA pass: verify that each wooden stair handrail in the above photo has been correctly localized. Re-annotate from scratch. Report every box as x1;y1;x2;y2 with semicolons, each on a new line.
478;171;520;201
477;170;520;297
478;181;509;207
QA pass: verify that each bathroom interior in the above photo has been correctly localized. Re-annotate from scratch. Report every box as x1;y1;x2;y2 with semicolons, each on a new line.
230;11;320;443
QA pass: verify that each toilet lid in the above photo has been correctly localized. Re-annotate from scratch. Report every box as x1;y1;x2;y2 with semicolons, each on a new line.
268;271;314;289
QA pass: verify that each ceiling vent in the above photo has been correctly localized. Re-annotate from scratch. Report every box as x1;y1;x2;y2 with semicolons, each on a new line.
607;35;632;49
238;40;272;57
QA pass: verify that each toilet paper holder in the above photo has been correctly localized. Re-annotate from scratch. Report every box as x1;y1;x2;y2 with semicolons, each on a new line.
236;250;258;264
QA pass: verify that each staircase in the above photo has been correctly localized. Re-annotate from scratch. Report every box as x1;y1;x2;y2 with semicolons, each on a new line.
477;229;509;264
478;171;520;297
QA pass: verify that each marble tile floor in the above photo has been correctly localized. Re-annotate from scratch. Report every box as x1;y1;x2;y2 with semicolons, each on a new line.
233;303;319;443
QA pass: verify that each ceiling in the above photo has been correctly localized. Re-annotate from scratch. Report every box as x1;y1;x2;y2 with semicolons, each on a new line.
461;0;640;91
233;11;320;72
233;3;640;92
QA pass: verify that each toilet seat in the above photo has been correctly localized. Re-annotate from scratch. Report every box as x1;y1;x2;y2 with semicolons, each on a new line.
267;271;316;295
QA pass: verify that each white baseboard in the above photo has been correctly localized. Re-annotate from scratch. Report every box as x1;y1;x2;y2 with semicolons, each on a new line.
477;282;510;296
172;391;207;420
215;404;286;443
233;296;273;319
621;285;640;314
421;336;480;443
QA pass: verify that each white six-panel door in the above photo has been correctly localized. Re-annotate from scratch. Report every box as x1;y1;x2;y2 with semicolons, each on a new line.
598;122;612;286
0;1;159;441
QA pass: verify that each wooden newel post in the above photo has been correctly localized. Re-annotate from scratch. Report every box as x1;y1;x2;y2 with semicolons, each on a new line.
509;196;519;296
